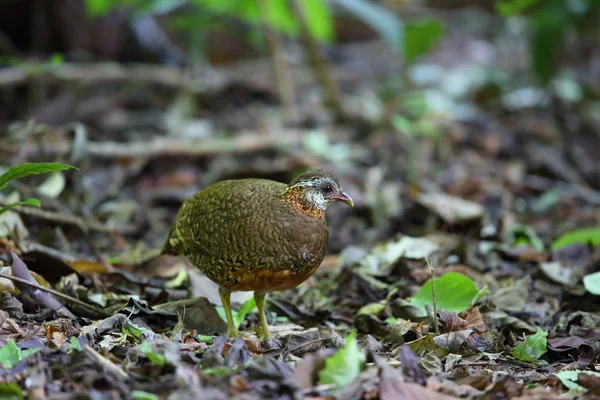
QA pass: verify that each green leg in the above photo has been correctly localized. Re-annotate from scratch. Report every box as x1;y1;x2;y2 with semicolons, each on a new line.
254;291;272;341
219;287;240;338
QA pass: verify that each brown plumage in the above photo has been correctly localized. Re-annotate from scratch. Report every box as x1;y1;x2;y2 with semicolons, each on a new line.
162;169;353;340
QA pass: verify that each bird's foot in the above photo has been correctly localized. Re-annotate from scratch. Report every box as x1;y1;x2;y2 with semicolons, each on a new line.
256;326;273;341
226;326;241;338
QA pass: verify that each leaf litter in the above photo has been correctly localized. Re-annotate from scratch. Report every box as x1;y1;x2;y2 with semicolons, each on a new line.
1;6;600;400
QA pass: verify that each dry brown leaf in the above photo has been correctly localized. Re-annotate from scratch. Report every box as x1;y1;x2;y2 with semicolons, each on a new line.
460;307;487;333
65;259;112;274
438;311;469;332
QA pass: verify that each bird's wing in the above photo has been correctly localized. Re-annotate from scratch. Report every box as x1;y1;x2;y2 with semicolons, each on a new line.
174;180;287;263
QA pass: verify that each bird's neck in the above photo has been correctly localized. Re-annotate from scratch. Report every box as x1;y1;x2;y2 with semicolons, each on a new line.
280;187;326;218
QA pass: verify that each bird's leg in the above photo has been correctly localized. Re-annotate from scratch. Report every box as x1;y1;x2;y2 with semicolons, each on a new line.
254;291;272;341
219;287;240;338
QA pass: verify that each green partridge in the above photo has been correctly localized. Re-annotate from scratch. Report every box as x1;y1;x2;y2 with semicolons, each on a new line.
162;169;353;340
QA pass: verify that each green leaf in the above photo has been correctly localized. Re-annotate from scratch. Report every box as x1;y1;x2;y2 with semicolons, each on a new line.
0;340;40;370
140;342;166;367
317;330;366;388
504;224;544;251
0;341;21;370
552;227;600;250
302;0;334;42
530;9;565;82
336;0;403;52
512;328;548;362
411;272;479;313
264;0;297;36
0;198;41;215
0;163;77;189
0;383;23;400
197;335;213;344
69;337;83;353
472;284;489;305
234;297;257;328
583;272;600;295
555;370;600;393
122;320;148;340
404;18;444;63
217;297;257;328
495;0;544;16
132;390;159;400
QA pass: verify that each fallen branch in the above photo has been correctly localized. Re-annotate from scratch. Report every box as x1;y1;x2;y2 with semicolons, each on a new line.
11;131;304;160
0;271;100;316
0;202;137;234
10;252;76;319
0;62;221;92
85;344;129;379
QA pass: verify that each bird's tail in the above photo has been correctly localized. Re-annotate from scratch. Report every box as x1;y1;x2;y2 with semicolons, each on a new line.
161;226;184;256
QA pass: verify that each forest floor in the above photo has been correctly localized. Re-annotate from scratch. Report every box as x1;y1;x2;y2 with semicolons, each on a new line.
1;8;600;400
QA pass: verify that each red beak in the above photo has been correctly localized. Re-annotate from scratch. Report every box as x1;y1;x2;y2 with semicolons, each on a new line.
331;192;354;207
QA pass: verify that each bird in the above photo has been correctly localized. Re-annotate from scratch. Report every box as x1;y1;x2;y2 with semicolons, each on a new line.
162;169;353;340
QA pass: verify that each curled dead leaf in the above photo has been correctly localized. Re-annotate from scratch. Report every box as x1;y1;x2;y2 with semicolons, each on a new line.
438;311;468;332
460;307;487;333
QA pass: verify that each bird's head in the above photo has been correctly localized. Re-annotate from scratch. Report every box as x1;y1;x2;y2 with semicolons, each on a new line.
281;169;353;213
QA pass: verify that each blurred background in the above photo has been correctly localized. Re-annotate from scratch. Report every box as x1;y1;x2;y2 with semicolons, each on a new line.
0;0;599;258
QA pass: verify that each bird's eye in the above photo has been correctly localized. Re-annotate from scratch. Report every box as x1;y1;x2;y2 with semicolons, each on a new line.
322;184;334;194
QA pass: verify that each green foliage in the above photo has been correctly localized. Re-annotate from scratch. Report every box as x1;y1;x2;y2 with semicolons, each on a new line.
0;199;41;215
132;391;159;400
234;297;257;328
0;163;77;189
404;19;444;63
140;341;166;366
131;390;158;400
86;0;334;42
122;319;149;340
552;227;600;250
84;0;445;65
0;162;76;216
317;330;366;388
555;370;600;393
504;224;544;251
495;0;600;82
495;0;543;16
0;340;40;370
512;328;548;362
411;272;479;313
216;297;257;328
0;383;23;400
69;337;83;353
583;272;600;295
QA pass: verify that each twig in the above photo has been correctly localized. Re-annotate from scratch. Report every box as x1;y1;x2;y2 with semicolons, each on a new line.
518;174;600;205
0;202;136;234
0;62;220;92
299;384;337;394
256;0;297;123
0;272;102;315
84;345;129;379
289;0;346;122
11;252;76;319
425;257;439;336
10;132;303;160
285;337;330;354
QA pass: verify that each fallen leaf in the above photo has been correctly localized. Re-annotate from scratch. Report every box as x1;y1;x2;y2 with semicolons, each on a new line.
438;311;468;332
512;328;548;362
417;193;484;224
